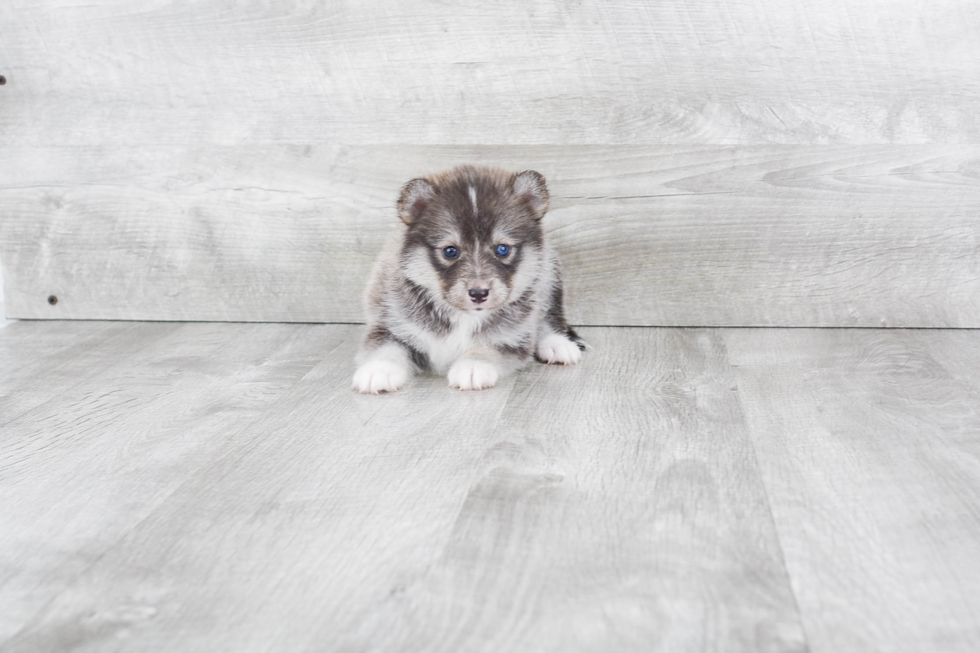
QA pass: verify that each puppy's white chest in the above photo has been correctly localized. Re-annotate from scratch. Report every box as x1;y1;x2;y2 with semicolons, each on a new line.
425;313;485;373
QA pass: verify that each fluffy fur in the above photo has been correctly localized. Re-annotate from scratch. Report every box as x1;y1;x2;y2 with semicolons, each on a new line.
353;165;585;393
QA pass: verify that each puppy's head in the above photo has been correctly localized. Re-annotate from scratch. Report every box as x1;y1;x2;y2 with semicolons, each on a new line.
397;165;549;314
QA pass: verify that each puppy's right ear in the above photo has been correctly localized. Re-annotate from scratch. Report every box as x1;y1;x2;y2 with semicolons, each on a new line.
397;178;435;225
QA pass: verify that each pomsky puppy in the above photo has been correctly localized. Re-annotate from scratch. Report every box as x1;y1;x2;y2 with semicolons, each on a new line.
353;165;586;393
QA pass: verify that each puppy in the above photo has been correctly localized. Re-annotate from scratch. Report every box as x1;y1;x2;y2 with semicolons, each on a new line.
352;165;585;393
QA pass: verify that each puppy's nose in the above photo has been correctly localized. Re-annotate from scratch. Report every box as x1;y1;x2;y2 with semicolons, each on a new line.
468;288;489;304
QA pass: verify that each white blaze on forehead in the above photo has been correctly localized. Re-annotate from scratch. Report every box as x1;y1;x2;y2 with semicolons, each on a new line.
472;239;483;277
468;185;478;216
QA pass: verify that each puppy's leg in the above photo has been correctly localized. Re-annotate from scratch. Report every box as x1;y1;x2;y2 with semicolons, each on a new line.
447;346;528;391
536;273;586;366
353;329;420;394
536;330;583;365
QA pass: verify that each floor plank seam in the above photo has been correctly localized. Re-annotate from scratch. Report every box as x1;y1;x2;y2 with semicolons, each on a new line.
724;356;816;653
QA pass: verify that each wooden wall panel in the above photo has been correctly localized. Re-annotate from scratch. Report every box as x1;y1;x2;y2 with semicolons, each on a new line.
2;1;978;325
1;0;978;146
3;145;978;326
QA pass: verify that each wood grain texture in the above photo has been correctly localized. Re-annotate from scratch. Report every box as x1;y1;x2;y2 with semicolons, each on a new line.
0;257;11;327
0;324;808;653
2;0;979;145
3;1;978;326
334;328;807;652
725;329;980;652
0;320;177;428
2;144;978;326
4;322;980;651
0;322;341;644
1;326;525;652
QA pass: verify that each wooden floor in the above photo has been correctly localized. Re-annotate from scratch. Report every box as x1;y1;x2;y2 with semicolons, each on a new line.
1;321;979;653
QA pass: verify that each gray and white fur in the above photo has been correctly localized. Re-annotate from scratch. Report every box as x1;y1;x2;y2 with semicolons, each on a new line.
353;165;586;393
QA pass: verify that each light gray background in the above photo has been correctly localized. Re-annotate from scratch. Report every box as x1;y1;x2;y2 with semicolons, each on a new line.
1;0;978;327
3;5;980;651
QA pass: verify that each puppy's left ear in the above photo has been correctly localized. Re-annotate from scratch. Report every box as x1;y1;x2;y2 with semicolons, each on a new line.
513;170;549;220
397;178;436;225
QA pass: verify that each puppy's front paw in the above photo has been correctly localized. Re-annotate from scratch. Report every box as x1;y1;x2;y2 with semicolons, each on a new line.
353;360;410;394
447;358;499;391
537;333;583;365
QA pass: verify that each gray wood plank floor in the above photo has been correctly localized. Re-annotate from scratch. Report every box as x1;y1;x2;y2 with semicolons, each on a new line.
1;322;978;653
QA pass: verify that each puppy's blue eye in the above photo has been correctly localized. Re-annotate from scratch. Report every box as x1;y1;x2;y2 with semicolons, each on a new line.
443;246;459;260
495;244;511;257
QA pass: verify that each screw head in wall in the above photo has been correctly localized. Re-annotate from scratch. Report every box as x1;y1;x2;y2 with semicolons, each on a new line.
48;295;59;306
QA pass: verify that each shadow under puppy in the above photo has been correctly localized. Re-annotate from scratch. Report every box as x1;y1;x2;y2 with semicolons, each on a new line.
353;165;586;393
